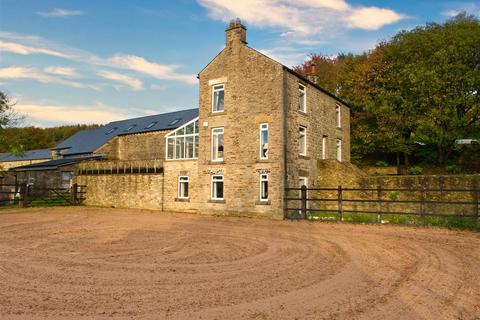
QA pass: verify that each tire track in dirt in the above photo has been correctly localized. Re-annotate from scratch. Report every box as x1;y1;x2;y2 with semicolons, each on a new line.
0;207;479;319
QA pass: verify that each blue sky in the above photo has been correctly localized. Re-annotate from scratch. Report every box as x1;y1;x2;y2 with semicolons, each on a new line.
0;0;479;127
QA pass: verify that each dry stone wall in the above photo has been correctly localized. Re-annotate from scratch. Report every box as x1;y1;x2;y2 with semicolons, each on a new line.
75;173;163;210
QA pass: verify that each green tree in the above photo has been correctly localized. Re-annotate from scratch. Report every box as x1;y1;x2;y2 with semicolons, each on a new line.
296;13;480;167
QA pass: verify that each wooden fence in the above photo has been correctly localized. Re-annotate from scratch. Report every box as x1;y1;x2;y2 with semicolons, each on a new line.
285;186;480;226
0;183;86;208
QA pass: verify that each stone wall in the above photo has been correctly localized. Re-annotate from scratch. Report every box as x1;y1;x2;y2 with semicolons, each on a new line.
313;162;480;217
285;72;351;191
194;24;285;218
75;173;164;210
94;131;168;162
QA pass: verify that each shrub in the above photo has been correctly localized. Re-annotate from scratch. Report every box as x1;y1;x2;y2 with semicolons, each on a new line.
445;164;460;173
390;191;399;201
375;160;389;167
409;166;423;175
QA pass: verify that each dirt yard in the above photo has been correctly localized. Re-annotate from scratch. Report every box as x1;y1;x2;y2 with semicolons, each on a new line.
0;207;479;320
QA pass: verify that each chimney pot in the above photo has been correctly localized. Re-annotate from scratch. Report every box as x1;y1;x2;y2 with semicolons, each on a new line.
225;18;247;45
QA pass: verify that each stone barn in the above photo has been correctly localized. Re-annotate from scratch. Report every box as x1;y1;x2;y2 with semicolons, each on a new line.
75;19;352;218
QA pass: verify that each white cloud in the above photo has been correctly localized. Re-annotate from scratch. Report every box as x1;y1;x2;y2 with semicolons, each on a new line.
15;102;130;126
0;67;99;90
37;8;86;18
0;33;197;85
347;7;404;30
0;41;71;58
44;66;78;77
97;70;144;91
107;55;197;84
198;0;404;41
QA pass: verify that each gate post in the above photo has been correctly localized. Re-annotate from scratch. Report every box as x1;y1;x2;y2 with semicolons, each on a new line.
22;183;29;208
301;185;307;220
376;185;382;223
420;186;427;226
337;185;343;222
70;183;78;206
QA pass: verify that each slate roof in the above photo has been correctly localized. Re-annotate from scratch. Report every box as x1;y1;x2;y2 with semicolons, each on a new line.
11;154;104;171
54;108;198;156
0;149;52;162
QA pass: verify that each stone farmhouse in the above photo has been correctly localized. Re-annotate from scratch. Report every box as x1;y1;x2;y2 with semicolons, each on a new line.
4;20;351;218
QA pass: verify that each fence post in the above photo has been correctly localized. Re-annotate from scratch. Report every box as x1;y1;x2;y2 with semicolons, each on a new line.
376;185;382;223
476;189;479;222
301;185;307;220
22;183;29;208
337;185;343;222
70;183;78;206
420;186;426;226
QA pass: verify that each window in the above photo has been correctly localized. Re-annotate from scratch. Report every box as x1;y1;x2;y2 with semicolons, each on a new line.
61;172;73;189
299;84;306;113
178;176;189;199
212;84;225;112
165;118;199;160
168;118;181;126
322;136;327;160
335;104;341;128
259;123;269;159
299;176;308;188
124;124;136;132
211;127;224;161
299;126;307;156
336;138;342;162
260;174;269;201
145;121;157;129
211;175;224;200
298;177;308;213
105;127;117;135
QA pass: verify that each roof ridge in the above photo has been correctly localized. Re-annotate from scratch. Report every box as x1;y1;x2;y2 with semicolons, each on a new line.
107;107;198;125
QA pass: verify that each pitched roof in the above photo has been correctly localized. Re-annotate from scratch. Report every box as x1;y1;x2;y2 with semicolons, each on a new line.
54;108;198;156
11;154;104;171
0;149;52;163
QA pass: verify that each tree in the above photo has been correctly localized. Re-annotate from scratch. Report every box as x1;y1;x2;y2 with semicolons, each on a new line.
390;14;480;165
0;90;20;129
296;13;480;167
0;90;23;157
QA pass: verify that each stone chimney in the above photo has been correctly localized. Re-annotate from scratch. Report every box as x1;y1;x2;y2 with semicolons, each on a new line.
225;18;247;46
307;62;318;83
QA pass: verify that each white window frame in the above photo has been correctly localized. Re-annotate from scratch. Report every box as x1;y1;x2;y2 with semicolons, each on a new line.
178;176;189;199
299;126;307;156
299;176;308;188
336;138;342;162
299;84;307;113
212;84;225;113
336;104;341;128
259;123;269;160
211;127;224;162
165;117;199;161
259;174;269;201
211;175;224;200
322;136;327;160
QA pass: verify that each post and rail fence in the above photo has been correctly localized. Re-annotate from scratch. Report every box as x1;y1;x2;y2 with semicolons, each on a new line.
285;185;480;227
0;183;86;208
